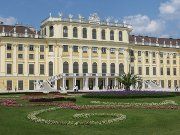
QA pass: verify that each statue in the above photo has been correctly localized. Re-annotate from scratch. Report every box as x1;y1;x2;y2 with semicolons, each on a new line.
89;13;100;24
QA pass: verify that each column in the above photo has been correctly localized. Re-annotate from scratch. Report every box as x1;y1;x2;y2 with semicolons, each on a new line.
115;48;119;75
105;77;109;90
13;44;17;76
123;49;129;74
59;45;63;74
79;46;83;74
88;47;92;73
107;48;110;74
62;77;66;89
69;46;73;73
93;74;99;90
83;77;89;90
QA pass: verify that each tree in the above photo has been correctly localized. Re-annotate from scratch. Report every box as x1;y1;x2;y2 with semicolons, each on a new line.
117;73;142;91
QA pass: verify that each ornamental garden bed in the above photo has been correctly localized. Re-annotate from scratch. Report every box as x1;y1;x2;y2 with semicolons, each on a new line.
29;97;76;102
82;91;176;99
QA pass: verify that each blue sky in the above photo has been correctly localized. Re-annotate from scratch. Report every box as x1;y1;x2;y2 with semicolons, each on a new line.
0;0;179;38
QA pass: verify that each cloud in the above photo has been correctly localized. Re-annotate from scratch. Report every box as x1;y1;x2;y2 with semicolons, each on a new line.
0;16;17;25
159;0;180;20
123;14;165;35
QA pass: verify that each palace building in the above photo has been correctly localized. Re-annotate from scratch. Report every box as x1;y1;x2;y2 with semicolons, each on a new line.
0;13;179;92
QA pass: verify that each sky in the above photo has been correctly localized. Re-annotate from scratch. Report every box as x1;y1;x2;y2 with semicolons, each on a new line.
0;0;179;38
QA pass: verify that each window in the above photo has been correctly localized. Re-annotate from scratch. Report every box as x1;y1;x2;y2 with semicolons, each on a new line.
146;59;149;63
63;62;69;73
18;64;23;74
63;45;68;52
92;47;98;53
49;61;53;76
146;67;149;75
7;64;12;74
110;30;114;40
138;67;142;75
29;64;34;74
130;58;134;63
83;62;88;73
49;26;54;37
160;67;163;75
6;53;11;58
102;63;107;74
18;54;23;59
110;63;115;75
119;63;124;75
145;51;149;57
153;60;156;64
138;58;142;63
73;62;79;73
101;47;106;54
92;29;96;39
29;80;35;90
173;60;176;65
119;31;122;41
7;80;12;90
167;53;170;58
173;53;176;58
18;44;23;51
160;60;163;64
40;45;44;52
174;80;178;88
29;54;34;59
6;44;12;50
73;27;78;38
161;80;164;88
40;55;44;59
167;68;170;75
49;45;53;52
29;45;34;51
159;52;163;58
153;67;156;75
40;64;45;75
82;28;87;38
82;46;88;53
173;68;176;75
168;80;171;88
131;67;134;74
119;48;124;54
63;26;68;37
110;48;115;54
92;63;97;73
18;80;23;90
101;30;106;40
138;51;141;56
73;46;78;52
167;60;170;64
129;50;134;56
152;52;156;57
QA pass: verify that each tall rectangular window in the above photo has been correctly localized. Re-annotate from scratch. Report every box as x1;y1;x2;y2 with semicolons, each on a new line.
173;68;176;75
18;44;23;51
18;54;23;59
138;67;142;75
29;64;34;74
7;80;12;90
138;51;141;56
152;52;156;57
40;45;44;52
167;68;170;75
145;51;149;57
18;80;23;90
29;45;34;51
92;47;98;53
49;45;53;52
174;80;177;88
40;64;45;75
119;31;122;41
160;67;163;75
18;64;23;74
153;67;156;75
101;47;106;54
131;67;134;74
168;80;171;88
82;46;88;53
7;64;12;74
161;80;164;88
29;54;34;59
6;53;12;58
146;67;149;75
6;44;12;50
29;80;35;90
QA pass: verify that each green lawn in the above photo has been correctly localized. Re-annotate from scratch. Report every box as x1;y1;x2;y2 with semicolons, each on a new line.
0;94;180;135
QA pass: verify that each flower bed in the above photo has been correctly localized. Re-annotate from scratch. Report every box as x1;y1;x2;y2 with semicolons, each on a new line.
27;107;126;126
82;91;176;99
0;99;22;107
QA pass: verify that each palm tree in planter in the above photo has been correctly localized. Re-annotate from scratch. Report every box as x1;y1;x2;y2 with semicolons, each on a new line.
117;73;142;91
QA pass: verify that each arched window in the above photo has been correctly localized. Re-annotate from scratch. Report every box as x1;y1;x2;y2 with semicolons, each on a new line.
110;30;114;40
119;31;122;41
92;29;96;39
82;28;87;38
49;26;54;37
73;27;78;38
49;61;53;76
102;63;107;74
63;61;69;73
73;62;79;73
83;62;88;73
101;29;106;40
92;62;97;73
119;63;124;75
63;26;68;37
110;63;115;75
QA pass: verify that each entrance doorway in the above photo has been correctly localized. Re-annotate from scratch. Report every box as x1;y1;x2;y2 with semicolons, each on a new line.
76;80;80;90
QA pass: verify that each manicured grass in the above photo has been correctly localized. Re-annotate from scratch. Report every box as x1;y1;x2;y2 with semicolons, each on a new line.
0;94;180;135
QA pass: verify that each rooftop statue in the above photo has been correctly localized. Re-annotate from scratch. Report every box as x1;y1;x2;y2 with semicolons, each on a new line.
89;13;100;24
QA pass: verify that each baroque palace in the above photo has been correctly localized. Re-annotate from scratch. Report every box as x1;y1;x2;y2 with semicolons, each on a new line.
0;13;179;92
